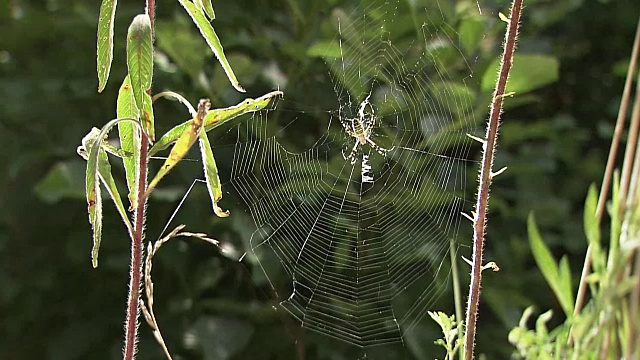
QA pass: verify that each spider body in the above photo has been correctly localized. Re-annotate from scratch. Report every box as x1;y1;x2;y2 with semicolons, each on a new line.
341;94;391;164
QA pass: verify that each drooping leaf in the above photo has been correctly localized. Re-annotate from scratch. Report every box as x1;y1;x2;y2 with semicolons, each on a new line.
527;213;573;317
482;54;559;94
177;0;245;93
117;75;141;208
198;129;229;217
146;99;210;196
126;14;155;140
97;0;118;92
80;120;136;267
149;90;283;156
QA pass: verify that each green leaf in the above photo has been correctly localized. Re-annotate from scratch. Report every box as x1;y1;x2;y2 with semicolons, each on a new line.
126;14;155;140
146;99;210;196
198;130;229;218
482;54;559;94
307;41;342;58
97;0;117;92
528;213;573;317
80;120;136;268
117;75;141;208
193;0;215;20
149;90;283;156
584;184;604;273
177;0;245;93
458;16;485;55
34;160;87;203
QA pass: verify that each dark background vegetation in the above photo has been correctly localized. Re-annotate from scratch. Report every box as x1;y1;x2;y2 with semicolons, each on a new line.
1;0;639;359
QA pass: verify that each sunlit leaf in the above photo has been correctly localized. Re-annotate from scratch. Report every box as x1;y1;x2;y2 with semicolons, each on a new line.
193;0;215;20
146;99;210;196
117;75;141;208
97;0;117;92
482;54;559;94
198;130;229;217
127;14;155;140
149;90;283;156
177;0;245;93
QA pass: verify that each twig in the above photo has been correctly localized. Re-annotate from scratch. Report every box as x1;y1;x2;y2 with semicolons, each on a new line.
570;15;640;345
463;1;523;359
141;225;221;360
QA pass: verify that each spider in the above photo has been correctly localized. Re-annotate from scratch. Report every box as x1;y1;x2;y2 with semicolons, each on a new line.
340;94;392;164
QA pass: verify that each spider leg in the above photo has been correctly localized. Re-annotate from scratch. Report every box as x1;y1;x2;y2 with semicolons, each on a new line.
367;138;391;156
343;141;360;164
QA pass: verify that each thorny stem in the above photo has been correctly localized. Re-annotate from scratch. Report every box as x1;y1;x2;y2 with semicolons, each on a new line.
570;15;640;345
123;1;154;359
463;1;523;359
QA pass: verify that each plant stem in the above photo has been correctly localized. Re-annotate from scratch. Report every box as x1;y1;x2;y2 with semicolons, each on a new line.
123;3;155;359
123;132;149;360
463;1;523;359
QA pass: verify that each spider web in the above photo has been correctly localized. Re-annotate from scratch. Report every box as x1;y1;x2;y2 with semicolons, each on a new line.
226;0;485;348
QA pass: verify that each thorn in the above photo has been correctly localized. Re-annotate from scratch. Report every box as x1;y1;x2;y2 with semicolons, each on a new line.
491;166;508;178
466;133;486;145
461;212;474;222
461;255;473;267
482;261;500;272
499;12;509;23
496;91;516;100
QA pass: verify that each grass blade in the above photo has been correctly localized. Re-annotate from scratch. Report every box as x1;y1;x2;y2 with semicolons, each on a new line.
127;14;155;140
97;0;117;92
177;0;245;93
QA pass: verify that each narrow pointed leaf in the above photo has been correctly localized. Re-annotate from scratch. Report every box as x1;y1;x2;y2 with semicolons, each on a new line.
557;255;574;317
83;129;104;268
81;119;136;267
583;184;604;273
202;0;215;20
198;130;229;217
149;90;283;156
528;213;573;315
117;75;141;208
193;0;214;20
177;0;245;93
146;99;210;196
97;0;118;92
127;14;155;140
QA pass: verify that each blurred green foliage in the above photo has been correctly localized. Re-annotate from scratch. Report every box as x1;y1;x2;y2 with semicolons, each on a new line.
0;0;639;359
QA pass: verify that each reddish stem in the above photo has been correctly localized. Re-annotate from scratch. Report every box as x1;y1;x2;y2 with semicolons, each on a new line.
123;131;149;360
463;1;523;359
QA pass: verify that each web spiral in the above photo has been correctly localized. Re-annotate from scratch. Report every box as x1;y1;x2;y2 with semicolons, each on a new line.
227;0;482;347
